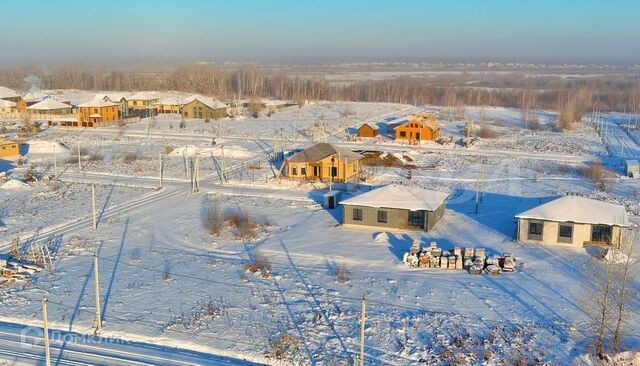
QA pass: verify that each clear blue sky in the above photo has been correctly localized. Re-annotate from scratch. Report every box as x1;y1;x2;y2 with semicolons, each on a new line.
1;0;639;64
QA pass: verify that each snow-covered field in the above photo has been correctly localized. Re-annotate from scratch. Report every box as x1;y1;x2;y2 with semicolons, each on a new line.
1;98;639;365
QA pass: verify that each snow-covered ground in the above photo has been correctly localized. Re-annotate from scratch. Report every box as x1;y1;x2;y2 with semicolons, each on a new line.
1;99;639;365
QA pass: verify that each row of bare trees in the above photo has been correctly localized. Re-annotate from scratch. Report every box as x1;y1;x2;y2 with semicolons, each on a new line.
1;65;639;112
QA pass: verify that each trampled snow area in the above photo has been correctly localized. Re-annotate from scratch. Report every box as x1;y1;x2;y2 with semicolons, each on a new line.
1;99;640;364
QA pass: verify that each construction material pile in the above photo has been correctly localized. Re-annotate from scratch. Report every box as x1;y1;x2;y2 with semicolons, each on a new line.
402;240;517;275
1;257;44;284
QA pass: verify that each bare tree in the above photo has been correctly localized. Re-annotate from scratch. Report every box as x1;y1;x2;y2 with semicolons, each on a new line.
611;230;639;351
580;251;616;356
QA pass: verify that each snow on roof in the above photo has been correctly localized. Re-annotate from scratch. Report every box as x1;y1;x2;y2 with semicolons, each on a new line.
77;98;117;108
0;100;16;107
95;93;129;102
358;123;379;130
160;97;180;105
22;92;44;102
341;184;449;211
27;98;71;110
625;159;639;167
129;92;159;101
286;143;363;163
0;86;20;99
182;94;228;109
515;195;629;227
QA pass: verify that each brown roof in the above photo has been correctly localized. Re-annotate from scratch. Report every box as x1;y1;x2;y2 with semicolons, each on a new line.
286;143;363;163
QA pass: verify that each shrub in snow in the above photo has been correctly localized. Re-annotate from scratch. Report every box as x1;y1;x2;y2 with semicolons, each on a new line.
331;262;351;284
268;332;300;360
243;252;271;278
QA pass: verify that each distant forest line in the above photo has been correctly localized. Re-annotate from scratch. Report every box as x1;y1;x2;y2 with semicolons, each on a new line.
1;65;639;113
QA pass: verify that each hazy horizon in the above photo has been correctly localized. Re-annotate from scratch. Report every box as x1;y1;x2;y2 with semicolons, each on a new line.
1;0;639;66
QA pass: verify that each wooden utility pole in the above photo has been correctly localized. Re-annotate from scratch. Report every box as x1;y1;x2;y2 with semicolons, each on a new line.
158;153;163;188
195;153;200;192
77;141;82;171
359;295;366;366
91;184;97;230
53;143;57;180
93;254;102;334
42;297;51;366
221;146;226;182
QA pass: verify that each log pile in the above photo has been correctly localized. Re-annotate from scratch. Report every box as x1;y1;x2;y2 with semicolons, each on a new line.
402;241;517;275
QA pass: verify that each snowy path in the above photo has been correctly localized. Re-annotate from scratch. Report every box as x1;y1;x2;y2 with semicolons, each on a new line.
598;115;640;162
0;321;258;366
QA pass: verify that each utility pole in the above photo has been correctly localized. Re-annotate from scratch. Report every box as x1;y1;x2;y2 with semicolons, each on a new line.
91;184;97;230
359;295;366;366
77;141;82;171
53;143;57;180
195;153;200;192
42;297;51;366
159;152;163;188
221;146;226;182
93;253;102;334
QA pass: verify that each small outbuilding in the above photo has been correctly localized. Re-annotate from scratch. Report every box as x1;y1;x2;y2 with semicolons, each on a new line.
0;139;19;158
341;184;449;231
625;159;639;178
357;123;379;138
515;195;629;247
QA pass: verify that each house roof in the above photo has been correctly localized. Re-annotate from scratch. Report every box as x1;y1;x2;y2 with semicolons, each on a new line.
27;98;71;111
358;123;379;130
0;100;16;107
160;97;181;105
129;92;159;101
77;98;117;108
286;143;363;163
515;195;629;227
398;118;439;130
341;184;449;211
95;93;129;102
89;114;103;118
0;86;20;99
183;94;228;110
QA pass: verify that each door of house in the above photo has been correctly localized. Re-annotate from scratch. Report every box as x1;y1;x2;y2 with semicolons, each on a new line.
328;196;335;209
313;166;319;176
415;132;421;140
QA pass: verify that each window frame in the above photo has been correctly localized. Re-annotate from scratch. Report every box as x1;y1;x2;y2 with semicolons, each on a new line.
352;208;363;221
527;221;543;241
407;210;424;228
377;210;387;223
591;225;612;243
558;223;573;243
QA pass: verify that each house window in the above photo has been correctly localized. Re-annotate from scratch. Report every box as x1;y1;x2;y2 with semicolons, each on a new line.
558;224;573;243
313;166;319;176
591;225;612;243
377;210;387;223
301;167;306;176
408;211;424;227
353;208;363;221
291;166;297;176
400;131;406;137
331;167;338;177
528;222;543;240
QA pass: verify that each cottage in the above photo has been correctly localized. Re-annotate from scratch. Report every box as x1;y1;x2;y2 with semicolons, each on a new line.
357;123;379;138
0;139;19;158
283;143;363;182
158;98;181;114
182;95;228;120
128;92;159;116
0;86;26;111
395;114;440;142
76;98;119;127
515;195;630;247
26;99;73;121
341;184;448;231
95;94;129;118
0;100;16;114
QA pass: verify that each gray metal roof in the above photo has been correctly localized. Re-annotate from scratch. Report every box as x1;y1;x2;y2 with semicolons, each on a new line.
286;143;363;163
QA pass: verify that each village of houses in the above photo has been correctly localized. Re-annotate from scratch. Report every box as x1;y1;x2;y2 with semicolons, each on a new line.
0;83;639;364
